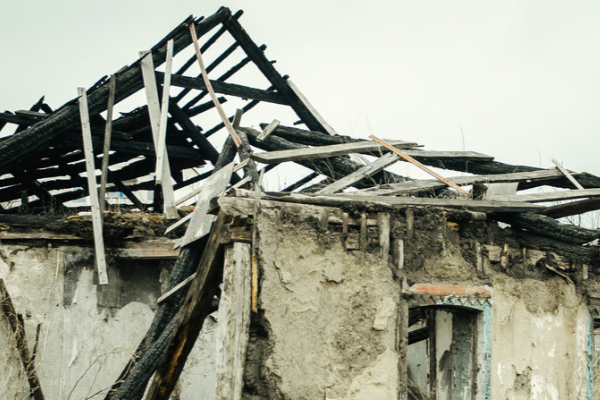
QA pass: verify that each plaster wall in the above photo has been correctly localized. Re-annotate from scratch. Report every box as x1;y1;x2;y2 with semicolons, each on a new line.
0;243;215;400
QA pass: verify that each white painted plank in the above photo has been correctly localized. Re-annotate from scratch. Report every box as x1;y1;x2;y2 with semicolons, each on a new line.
215;242;252;400
177;161;235;248
155;39;174;184
140;50;178;219
484;182;519;199
77;87;108;285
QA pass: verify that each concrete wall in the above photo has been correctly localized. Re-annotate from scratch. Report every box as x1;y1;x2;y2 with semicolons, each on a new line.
0;242;215;400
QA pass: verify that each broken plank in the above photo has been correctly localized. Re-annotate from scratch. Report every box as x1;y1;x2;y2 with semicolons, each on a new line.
177;161;235;248
256;119;280;142
551;158;584;190
215;242;252;400
317;152;400;194
78;87;108;285
484;182;519;199
251;139;418;164
165;213;192;234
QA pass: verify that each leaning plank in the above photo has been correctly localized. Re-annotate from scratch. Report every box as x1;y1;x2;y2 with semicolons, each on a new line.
0;279;45;400
177;161;235;248
155;39;174;184
99;75;116;214
146;211;228;400
317;152;400;194
78;87;108;285
140;51;178;219
354;168;570;196
251;139;417;164
494;188;600;203
189;21;242;148
233;189;544;213
215;242;252;400
370;135;469;195
551;158;584;190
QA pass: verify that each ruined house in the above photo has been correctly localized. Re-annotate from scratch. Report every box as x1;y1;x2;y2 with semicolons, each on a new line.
1;7;600;400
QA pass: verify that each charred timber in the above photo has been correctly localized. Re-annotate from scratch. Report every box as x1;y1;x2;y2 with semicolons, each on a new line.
0;9;229;175
496;212;600;245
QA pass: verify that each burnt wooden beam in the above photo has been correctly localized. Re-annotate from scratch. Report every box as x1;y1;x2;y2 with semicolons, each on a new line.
495;212;600;245
185;97;226;118
0;9;229;176
163;72;288;105
408;327;429;345
168;100;220;164
514;231;600;265
15;96;46;133
542;198;600;219
222;14;328;133
281;172;320;192
182;45;264;111
10;169;58;211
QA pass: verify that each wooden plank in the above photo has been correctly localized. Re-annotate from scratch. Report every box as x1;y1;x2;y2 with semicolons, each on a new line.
494;188;600;203
233;190;544;213
77;87;108;285
110;241;180;259
155;39;174;184
215;242;252;400
0;231;81;240
484;182;519;199
317;152;400;194
251;139;417;164
286;79;337;136
397;299;409;400
256;119;280;142
405;208;414;240
552;158;584;190
370;135;469;195
189;21;242;148
359;212;368;251
178;161;235;248
99;75;116;214
165;213;192;234
156;272;197;304
354;168;569;197
0;279;45;400
140;51;178;219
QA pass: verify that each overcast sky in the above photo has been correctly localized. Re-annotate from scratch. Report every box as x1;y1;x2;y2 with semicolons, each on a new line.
2;0;600;178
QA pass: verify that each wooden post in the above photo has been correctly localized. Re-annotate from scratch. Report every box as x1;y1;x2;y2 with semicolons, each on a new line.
139;51;178;219
397;298;408;400
405;208;414;241
215;242;252;400
156;39;174;184
77;87;108;285
378;213;391;263
99;75;116;214
0;279;45;400
360;212;368;251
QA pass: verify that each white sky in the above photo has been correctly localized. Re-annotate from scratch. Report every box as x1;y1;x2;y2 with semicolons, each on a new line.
2;0;600;177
